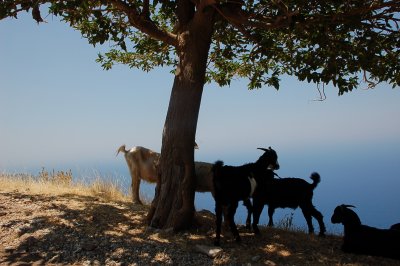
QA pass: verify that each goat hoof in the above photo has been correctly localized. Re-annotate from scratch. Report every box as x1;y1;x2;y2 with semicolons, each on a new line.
252;226;261;235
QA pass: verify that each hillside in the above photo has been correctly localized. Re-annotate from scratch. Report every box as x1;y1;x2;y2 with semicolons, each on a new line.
0;175;399;265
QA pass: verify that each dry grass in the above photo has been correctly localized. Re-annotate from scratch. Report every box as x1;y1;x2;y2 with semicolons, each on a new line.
0;169;130;203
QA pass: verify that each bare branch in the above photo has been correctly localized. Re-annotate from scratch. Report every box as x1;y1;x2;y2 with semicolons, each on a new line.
363;70;379;90
32;4;43;23
311;83;327;102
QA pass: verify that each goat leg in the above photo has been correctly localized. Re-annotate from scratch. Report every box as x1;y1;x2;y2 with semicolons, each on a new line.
214;203;223;246
131;172;143;205
227;202;241;242
301;208;315;234
268;206;275;227
243;199;253;229
310;207;326;236
251;201;264;235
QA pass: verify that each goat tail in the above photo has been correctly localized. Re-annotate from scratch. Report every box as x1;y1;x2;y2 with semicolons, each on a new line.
212;160;224;183
212;160;224;177
310;172;321;189
212;160;224;199
116;145;128;157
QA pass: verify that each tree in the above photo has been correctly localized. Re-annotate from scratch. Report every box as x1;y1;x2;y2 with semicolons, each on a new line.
1;0;399;231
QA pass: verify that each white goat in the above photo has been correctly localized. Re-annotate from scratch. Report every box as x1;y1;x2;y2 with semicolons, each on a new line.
116;144;213;204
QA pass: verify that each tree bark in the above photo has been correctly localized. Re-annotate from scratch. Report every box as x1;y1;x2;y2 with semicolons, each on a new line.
147;10;215;231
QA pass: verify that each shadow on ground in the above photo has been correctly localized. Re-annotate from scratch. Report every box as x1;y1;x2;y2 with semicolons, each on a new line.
1;191;399;265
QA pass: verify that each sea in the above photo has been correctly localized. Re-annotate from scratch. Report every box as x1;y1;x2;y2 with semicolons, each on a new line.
4;147;399;235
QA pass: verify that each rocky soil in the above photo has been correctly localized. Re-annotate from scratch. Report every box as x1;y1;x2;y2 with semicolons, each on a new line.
1;189;399;265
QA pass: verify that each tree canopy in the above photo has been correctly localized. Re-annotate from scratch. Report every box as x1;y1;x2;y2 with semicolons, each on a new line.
2;0;399;94
2;0;400;230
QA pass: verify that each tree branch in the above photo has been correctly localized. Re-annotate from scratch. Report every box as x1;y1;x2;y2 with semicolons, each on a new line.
213;4;258;44
196;0;216;12
109;0;178;47
176;0;195;30
212;0;400;32
142;0;150;19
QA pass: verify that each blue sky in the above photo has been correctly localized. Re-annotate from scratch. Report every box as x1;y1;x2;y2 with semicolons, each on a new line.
1;13;399;168
1;12;400;229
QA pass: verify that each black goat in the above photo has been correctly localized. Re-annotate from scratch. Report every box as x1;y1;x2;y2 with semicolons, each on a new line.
390;223;400;231
331;204;400;260
213;147;280;246
251;172;326;236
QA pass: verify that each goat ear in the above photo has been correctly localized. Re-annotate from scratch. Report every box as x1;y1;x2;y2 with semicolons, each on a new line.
257;148;268;152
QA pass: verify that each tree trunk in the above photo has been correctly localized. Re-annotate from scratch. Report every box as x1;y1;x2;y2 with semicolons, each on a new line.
147;11;215;231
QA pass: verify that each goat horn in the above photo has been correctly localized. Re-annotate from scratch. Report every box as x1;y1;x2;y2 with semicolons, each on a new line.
342;204;356;209
116;145;126;157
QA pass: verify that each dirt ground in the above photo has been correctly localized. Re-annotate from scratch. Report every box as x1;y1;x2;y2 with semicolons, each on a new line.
1;189;399;265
